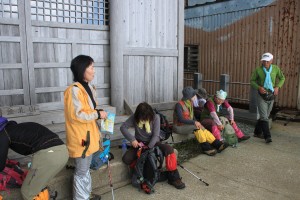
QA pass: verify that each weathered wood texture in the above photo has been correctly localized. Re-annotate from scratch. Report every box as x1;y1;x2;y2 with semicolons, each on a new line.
0;1;110;111
110;0;184;113
0;0;30;107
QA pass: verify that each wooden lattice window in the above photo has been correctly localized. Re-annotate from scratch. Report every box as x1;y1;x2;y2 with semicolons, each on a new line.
30;0;109;25
0;0;19;19
184;45;199;72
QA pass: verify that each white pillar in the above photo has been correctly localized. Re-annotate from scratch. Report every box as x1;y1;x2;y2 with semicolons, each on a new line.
177;0;184;100
110;0;125;114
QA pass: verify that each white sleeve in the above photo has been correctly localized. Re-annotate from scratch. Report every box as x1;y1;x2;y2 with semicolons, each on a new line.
72;87;98;121
227;106;234;121
210;112;222;126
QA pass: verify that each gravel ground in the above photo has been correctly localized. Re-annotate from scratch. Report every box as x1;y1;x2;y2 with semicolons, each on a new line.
174;122;255;163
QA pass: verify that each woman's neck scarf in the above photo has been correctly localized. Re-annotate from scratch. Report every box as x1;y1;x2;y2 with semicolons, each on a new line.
263;65;274;92
138;120;151;133
183;100;194;119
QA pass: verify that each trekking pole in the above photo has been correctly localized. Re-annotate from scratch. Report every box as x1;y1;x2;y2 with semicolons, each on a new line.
178;164;209;186
106;155;115;200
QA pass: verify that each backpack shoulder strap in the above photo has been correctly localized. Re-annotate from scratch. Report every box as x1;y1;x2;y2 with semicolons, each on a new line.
134;149;149;183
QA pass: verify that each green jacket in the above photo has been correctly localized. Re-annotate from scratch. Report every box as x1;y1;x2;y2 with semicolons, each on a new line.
250;64;285;90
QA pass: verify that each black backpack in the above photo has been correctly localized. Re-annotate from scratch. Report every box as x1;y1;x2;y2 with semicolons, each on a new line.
132;147;164;194
154;109;173;142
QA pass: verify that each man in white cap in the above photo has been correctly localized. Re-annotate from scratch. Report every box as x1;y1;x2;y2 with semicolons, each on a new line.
250;52;285;143
200;90;250;142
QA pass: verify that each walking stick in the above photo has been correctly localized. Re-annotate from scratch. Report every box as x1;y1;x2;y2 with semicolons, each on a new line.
178;164;209;186
107;155;115;200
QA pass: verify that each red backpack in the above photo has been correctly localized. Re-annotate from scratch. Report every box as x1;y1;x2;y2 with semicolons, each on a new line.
0;159;28;192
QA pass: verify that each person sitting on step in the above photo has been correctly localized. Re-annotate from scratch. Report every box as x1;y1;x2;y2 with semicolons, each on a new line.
173;86;204;135
200;90;250;142
120;102;185;190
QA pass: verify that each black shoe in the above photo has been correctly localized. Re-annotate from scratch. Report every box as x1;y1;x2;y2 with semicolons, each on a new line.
90;194;101;200
168;178;186;189
217;142;229;153
238;135;250;142
265;138;272;143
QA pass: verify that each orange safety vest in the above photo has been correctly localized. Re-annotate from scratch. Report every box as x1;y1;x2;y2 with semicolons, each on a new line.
173;100;192;126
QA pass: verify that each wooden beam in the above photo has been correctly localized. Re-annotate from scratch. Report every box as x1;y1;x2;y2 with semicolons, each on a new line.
32;38;109;45
38;97;110;112
124;47;178;57
35;84;110;93
0;63;23;69
0;36;21;42
32;62;110;69
31;21;109;31
0;18;19;25
0;105;39;118
0;89;24;95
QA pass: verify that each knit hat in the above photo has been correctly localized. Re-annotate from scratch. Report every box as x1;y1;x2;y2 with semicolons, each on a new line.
216;90;227;100
182;86;197;100
196;88;207;99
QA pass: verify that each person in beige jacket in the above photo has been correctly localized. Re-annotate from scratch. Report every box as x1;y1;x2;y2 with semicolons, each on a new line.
64;55;107;200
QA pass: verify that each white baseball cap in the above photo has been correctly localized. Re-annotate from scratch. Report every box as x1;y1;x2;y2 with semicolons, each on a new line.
261;53;273;61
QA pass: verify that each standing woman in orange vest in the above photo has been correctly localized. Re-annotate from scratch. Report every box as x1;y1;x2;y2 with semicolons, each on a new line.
64;55;107;200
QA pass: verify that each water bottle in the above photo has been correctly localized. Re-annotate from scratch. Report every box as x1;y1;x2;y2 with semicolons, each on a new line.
122;139;127;156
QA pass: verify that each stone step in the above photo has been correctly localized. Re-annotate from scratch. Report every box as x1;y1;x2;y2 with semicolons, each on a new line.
1;132;193;200
0;147;131;200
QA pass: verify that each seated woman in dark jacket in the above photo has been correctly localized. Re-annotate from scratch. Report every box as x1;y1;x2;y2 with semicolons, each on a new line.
120;102;185;190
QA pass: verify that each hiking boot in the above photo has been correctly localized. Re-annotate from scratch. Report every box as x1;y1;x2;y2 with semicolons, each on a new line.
238;135;250;142
253;133;264;139
265;138;272;144
204;149;217;156
90;194;101;200
168;178;186;189
217;142;229;153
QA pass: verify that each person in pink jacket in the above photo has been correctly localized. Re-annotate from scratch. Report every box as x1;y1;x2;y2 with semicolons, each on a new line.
200;90;250;142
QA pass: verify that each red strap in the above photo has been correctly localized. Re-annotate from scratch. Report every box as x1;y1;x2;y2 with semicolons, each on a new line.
0;174;11;193
6;159;20;166
3;167;23;185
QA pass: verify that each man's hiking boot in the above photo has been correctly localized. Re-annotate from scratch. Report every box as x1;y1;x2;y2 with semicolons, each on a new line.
238;135;250;142
265;138;272;144
217;142;229;153
253;133;264;139
167;169;185;189
90;194;101;200
204;149;217;156
168;178;186;189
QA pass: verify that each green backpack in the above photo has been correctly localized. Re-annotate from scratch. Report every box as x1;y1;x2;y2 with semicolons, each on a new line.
219;116;238;147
